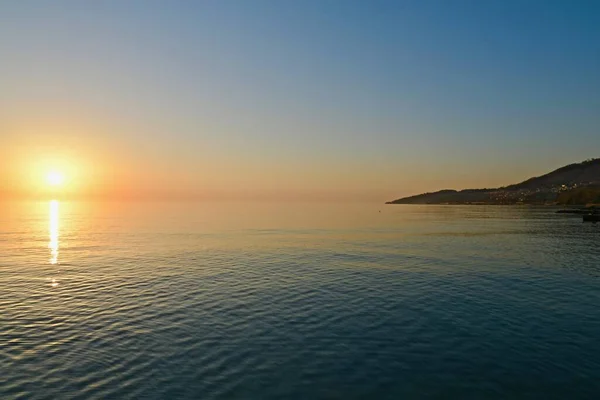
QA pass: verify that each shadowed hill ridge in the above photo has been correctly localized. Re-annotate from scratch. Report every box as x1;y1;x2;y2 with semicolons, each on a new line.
505;158;600;190
387;158;600;205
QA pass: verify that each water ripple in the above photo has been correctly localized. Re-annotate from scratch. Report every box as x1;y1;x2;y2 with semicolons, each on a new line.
2;204;600;399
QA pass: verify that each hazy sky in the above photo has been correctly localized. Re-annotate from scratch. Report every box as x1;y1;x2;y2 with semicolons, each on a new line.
1;0;599;201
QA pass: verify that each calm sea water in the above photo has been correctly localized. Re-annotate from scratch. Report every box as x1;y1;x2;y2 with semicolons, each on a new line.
2;201;600;399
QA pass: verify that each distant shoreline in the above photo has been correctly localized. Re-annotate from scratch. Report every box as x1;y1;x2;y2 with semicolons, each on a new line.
386;158;600;206
385;202;564;206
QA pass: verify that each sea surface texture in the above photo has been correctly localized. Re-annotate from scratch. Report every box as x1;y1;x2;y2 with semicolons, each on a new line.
2;202;599;399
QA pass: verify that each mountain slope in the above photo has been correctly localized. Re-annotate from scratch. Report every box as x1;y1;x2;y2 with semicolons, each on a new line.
505;158;600;190
387;158;600;205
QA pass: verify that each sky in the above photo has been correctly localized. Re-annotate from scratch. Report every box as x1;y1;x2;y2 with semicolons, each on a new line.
1;0;599;201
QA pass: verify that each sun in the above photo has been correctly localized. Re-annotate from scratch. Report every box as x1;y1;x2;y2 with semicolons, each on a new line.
46;171;65;186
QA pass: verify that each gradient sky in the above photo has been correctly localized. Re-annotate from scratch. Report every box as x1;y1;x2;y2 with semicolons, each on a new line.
1;0;599;201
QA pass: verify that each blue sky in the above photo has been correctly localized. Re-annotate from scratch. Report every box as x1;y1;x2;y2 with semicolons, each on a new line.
1;0;599;200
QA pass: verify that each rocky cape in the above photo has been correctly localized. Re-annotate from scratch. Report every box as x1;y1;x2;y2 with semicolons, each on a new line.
386;158;600;205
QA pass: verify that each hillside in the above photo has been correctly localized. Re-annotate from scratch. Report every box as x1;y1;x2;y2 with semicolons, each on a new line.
556;186;600;205
505;158;600;190
387;158;600;205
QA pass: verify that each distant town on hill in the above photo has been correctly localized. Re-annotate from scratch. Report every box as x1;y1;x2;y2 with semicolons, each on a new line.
387;158;600;205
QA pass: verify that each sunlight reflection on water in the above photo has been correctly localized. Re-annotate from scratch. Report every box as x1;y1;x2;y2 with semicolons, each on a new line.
49;200;59;286
49;200;59;265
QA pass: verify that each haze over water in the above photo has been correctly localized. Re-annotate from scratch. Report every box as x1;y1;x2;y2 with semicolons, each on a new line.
2;201;599;399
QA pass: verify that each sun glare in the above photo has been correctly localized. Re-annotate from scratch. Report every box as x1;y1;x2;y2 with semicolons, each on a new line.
46;171;65;186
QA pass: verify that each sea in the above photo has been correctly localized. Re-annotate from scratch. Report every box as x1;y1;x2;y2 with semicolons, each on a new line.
1;201;599;399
